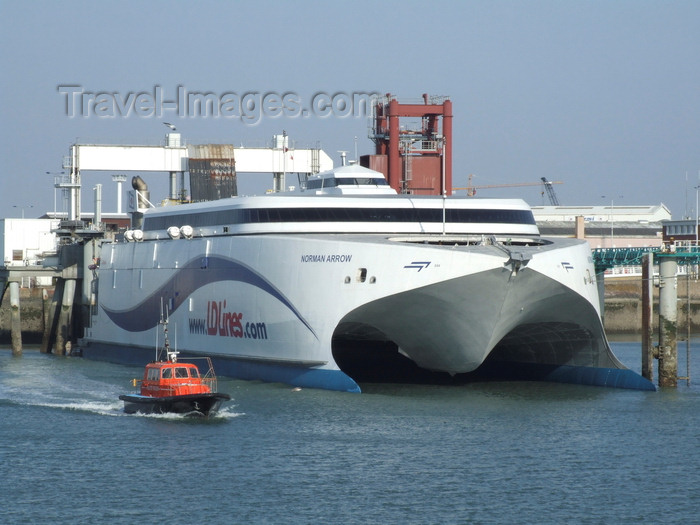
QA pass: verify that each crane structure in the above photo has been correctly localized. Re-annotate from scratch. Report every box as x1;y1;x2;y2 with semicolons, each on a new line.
453;174;563;204
540;177;561;206
363;93;452;195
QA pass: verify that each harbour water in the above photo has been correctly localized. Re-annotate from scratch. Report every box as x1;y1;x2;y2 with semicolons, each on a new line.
1;341;698;524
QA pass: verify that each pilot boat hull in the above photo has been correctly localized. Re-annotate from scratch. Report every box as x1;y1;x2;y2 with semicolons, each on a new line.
118;392;230;416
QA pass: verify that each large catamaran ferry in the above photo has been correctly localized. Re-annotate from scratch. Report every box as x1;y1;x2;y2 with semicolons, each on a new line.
80;164;654;392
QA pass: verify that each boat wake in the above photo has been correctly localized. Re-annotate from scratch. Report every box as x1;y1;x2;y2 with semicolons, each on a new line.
0;351;241;419
126;405;244;420
3;389;242;419
0;368;129;416
23;399;126;416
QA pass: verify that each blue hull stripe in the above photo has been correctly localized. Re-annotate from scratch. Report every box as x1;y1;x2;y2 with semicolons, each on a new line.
544;364;656;391
103;255;316;337
478;361;657;391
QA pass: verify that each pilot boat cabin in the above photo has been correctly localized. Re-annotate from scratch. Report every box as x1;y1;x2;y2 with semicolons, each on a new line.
140;361;214;398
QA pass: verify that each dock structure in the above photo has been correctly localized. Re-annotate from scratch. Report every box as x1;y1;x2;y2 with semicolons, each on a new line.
0;265;63;355
364;94;452;196
1;227;101;356
593;244;700;387
61;132;333;222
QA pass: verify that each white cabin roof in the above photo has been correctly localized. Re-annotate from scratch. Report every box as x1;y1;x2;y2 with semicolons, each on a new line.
304;165;396;195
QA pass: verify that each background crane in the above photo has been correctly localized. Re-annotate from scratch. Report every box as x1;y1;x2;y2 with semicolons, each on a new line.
453;174;563;204
540;177;561;205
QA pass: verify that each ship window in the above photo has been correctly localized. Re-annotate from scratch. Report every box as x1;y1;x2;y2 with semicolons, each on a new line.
356;268;367;282
142;207;537;230
175;367;188;378
147;369;159;380
162;368;172;378
190;368;199;378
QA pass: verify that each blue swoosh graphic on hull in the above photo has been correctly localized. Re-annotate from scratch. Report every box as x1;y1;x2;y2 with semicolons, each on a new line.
102;255;317;337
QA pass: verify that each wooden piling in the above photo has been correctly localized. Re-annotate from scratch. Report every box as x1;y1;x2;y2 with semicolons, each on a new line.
641;253;654;382
54;278;76;356
658;257;678;387
41;278;63;354
40;288;51;354
9;281;22;356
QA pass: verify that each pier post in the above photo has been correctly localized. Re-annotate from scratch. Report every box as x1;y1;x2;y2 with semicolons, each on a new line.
641;253;654;382
42;278;63;354
54;278;76;356
658;257;678;387
10;281;22;356
40;288;51;353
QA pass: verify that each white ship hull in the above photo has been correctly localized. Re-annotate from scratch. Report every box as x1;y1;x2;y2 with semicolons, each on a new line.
81;231;653;392
80;164;653;391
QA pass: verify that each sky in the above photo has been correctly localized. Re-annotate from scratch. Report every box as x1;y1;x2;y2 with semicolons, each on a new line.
2;0;700;219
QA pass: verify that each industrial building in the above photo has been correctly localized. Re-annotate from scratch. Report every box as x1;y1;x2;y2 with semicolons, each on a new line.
532;204;670;248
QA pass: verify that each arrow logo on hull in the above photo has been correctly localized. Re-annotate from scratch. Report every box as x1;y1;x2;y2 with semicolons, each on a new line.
404;261;431;272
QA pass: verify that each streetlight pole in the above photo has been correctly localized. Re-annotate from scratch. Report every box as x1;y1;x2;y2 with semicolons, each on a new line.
601;195;622;247
13;205;34;219
695;184;699;246
611;198;616;247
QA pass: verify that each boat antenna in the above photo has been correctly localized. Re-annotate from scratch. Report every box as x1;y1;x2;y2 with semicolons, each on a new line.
159;298;178;363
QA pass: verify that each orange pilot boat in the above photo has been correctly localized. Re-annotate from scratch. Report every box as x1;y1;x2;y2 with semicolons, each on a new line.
119;312;230;416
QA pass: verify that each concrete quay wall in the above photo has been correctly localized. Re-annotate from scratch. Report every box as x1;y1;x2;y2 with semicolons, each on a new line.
602;277;700;334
